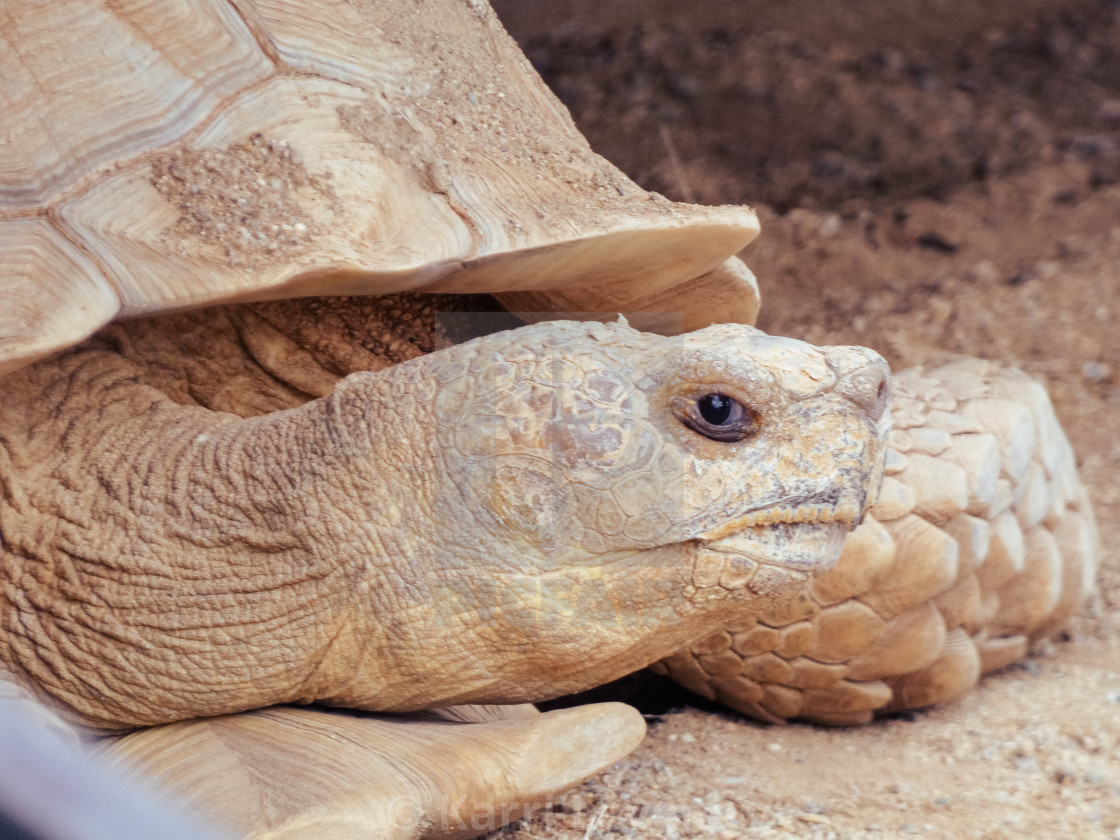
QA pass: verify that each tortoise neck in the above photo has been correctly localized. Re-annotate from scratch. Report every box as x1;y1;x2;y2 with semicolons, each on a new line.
101;293;512;417
0;346;396;730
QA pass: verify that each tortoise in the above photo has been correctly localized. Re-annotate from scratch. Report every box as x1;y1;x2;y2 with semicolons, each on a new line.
0;0;1096;838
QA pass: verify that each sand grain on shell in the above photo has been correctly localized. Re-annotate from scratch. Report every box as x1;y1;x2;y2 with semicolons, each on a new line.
150;133;336;265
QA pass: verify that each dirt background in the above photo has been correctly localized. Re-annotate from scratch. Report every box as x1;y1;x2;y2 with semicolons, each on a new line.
485;1;1120;838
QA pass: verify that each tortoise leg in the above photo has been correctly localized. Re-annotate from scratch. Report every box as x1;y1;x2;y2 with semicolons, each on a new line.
96;702;645;840
658;359;1098;724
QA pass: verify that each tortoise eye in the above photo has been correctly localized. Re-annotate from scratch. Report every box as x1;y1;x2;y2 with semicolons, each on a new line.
681;393;760;442
698;393;734;425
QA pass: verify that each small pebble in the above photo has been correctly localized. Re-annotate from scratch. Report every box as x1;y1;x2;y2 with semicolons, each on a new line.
916;231;957;253
1083;361;1112;382
969;259;1000;283
1100;99;1120;121
1014;737;1037;757
1030;260;1059;279
818;214;842;238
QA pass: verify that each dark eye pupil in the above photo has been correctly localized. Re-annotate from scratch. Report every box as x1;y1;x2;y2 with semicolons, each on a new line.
698;393;733;425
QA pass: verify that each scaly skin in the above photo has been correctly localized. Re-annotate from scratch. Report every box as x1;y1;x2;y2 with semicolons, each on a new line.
661;359;1099;724
0;315;888;730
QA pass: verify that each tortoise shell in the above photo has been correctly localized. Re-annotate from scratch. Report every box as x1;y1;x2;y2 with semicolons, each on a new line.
0;0;761;376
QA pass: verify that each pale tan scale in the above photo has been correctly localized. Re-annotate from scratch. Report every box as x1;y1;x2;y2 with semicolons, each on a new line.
657;653;718;701
894;454;969;524
940;432;1002;515
719;556;761;590
990;527;1064;636
690;553;727;589
987;478;1017;520
812;601;887;663
868;476;918;521
759;683;802;720
714;676;767;711
775;621;815;658
846;603;947;681
859;517;959;619
1043;475;1070;530
932;574;984;633
890;405;930;431
798;679;892;721
696;650;744;678
975;634;1030;673
883;448;909;475
808;515;895;606
1014;462;1053;531
689;631;733;656
962;398;1036;482
904;426;953;457
985;517;1025;582
883;627;980;712
1039;513;1098;639
784;658;847;689
941;513;991;578
924;408;985;436
753;586;820;626
665;361;1099;725
740;653;793;684
731;624;782;657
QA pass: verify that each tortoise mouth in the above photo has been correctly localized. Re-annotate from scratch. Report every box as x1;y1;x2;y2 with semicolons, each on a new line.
685;500;860;596
696;499;862;542
726;502;861;530
704;519;850;572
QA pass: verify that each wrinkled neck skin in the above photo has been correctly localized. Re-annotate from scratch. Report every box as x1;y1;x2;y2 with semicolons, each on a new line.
0;299;888;731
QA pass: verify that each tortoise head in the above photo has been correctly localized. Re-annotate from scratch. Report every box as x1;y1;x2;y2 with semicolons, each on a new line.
319;318;890;707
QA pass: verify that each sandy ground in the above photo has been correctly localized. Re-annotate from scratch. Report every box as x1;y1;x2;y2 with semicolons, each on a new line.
485;2;1120;838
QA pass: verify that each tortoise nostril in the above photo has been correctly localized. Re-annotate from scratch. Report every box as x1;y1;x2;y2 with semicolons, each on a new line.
863;360;891;422
822;347;892;422
834;355;891;423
